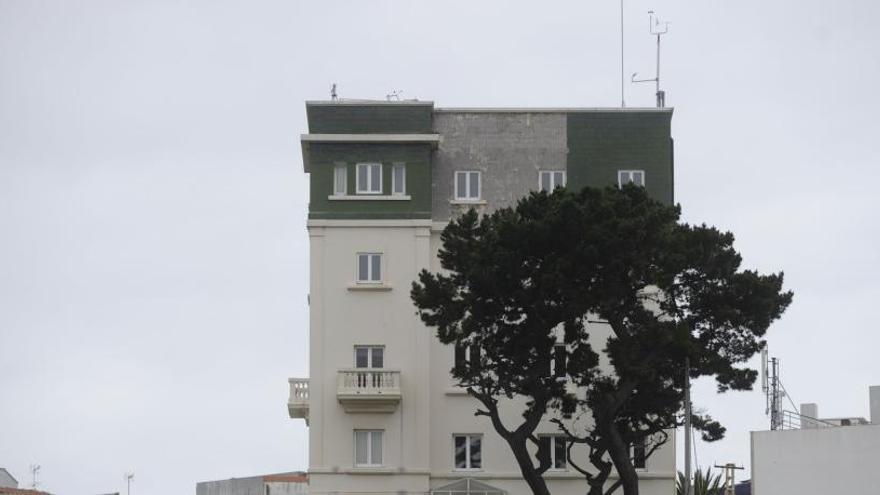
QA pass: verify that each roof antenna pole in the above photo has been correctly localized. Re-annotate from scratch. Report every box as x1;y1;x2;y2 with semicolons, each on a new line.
620;0;626;108
631;10;669;107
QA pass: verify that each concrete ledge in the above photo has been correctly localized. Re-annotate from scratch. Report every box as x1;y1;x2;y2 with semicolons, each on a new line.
347;283;393;291
328;195;411;201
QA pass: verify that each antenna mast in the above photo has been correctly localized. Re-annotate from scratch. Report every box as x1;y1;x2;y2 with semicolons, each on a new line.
29;464;40;489
631;10;669;107
762;349;784;430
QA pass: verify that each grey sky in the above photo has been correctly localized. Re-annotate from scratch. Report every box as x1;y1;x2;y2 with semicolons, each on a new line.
1;1;878;494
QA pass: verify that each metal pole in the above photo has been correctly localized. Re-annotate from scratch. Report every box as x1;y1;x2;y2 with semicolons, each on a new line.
684;358;692;495
620;0;625;107
655;33;660;95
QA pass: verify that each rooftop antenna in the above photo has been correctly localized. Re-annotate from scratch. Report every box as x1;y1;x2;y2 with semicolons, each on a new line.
330;83;338;101
631;10;669;107
762;350;785;430
125;472;134;495
29;464;40;489
620;0;625;107
386;90;403;101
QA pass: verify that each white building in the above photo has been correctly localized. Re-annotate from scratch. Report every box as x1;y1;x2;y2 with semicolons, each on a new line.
288;100;677;495
750;385;880;495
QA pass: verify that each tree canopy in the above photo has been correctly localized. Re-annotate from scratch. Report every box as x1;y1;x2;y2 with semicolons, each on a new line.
411;185;792;495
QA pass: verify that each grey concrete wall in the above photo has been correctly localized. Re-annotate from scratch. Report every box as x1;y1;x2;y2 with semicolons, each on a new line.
197;475;264;495
431;112;567;221
0;468;18;488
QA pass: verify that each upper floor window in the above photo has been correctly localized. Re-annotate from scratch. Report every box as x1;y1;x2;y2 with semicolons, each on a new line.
355;346;384;369
455;171;481;200
355;430;383;467
333;164;347;196
539;435;567;470
454;344;480;372
357;163;382;194
454;434;482;470
632;439;647;469
618;170;645;187
539;171;566;192
549;344;567;378
392;164;406;195
357;253;382;283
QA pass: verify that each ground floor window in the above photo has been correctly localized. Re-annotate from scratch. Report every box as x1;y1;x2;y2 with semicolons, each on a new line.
454;434;482;469
354;430;383;466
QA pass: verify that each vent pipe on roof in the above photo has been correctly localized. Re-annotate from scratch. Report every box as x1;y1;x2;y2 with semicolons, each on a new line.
870;386;880;424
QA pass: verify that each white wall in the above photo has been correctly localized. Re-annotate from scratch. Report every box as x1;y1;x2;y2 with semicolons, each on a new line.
751;424;880;495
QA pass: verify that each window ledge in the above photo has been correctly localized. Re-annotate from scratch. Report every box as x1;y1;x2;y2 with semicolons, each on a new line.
348;467;394;474
450;199;487;205
330;195;411;201
347;283;393;291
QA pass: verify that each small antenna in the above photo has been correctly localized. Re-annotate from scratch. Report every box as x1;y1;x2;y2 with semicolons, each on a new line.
30;464;41;489
631;10;670;107
386;90;403;101
125;472;135;495
330;83;338;101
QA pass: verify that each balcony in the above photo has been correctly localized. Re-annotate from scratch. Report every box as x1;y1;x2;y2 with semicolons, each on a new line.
337;369;402;413
288;378;309;424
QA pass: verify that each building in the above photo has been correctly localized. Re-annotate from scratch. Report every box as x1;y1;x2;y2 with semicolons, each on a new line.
196;472;307;495
750;385;880;495
0;470;17;489
289;100;676;495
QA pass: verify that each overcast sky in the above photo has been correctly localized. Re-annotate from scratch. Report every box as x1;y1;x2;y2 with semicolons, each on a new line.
1;1;878;494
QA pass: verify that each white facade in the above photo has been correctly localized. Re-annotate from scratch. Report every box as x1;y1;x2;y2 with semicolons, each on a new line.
290;103;677;495
750;386;880;495
751;424;880;495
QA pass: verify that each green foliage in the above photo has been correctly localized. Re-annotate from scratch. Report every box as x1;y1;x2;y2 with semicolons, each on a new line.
411;185;792;495
676;468;723;495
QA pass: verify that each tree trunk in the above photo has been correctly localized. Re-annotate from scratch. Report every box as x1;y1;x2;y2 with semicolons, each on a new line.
604;424;640;495
505;436;551;495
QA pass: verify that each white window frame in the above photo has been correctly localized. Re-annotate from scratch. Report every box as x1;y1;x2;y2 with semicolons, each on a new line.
354;345;384;369
333;163;347;196
454;171;481;200
539;435;568;470
538;170;566;192
618;169;645;187
391;164;406;196
356;163;383;194
453;434;482;470
356;253;382;284
354;430;384;467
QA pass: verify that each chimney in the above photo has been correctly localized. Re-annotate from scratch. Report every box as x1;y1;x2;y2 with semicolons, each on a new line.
870;386;880;424
800;403;819;429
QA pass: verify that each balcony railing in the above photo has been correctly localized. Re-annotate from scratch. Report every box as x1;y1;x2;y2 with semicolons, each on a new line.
288;378;309;424
337;369;401;413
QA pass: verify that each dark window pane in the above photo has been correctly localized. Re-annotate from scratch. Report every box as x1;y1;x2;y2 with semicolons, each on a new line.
454;345;466;372
358;255;369;281
634;441;646;469
371;348;384;369
469;345;480;369
554;171;565;188
358;165;368;192
370;164;381;192
355;348;369;368
554;437;567;469
469;172;480;198
554;345;567;377
469;436;481;469
457;173;467;198
371;254;381;281
454;436;467;468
